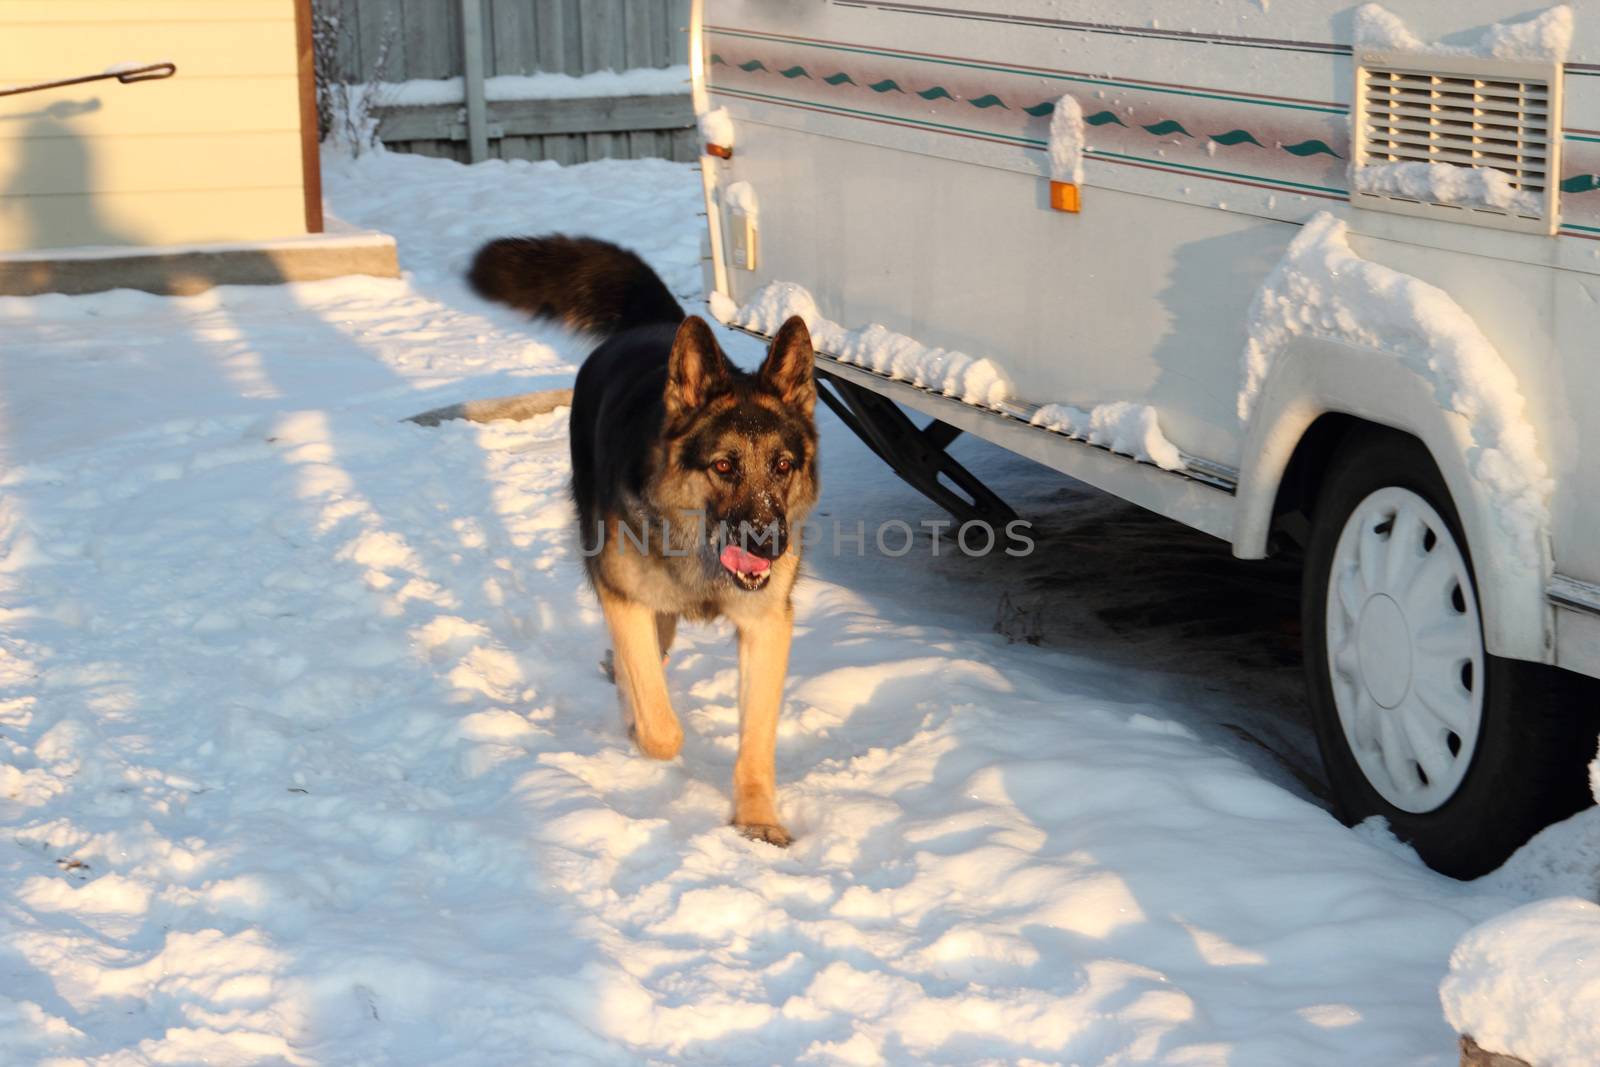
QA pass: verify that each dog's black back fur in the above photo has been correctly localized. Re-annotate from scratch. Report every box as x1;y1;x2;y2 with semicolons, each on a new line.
467;234;817;604
468;235;685;336
568;322;676;550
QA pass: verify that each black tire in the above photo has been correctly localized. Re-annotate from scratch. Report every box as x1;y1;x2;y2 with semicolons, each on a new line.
1303;430;1597;878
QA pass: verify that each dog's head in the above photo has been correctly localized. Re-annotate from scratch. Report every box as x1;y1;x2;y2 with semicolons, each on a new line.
651;315;819;591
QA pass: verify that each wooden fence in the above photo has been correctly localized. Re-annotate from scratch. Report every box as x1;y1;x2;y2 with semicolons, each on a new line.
322;0;695;164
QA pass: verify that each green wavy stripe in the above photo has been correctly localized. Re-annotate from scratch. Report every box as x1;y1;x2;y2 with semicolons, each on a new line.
710;54;727;66
1085;110;1126;127
1211;129;1263;147
1143;119;1191;137
713;84;1350;196
709;28;1349;115
1561;174;1600;193
726;56;1345;164
1283;139;1341;158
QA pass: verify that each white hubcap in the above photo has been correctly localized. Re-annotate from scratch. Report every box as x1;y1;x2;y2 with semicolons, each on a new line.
1326;487;1484;813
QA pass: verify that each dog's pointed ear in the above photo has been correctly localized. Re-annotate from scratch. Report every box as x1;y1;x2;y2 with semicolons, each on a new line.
759;315;816;415
664;316;732;421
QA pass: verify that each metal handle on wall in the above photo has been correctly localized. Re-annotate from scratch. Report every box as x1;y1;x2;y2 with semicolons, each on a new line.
0;62;177;99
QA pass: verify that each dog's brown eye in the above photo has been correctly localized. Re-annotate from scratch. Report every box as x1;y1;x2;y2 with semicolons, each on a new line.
775;457;792;474
713;458;734;476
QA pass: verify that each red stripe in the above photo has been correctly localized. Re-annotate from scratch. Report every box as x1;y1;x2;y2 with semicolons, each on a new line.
1096;155;1347;202
710;87;1038;152
828;1;1347;54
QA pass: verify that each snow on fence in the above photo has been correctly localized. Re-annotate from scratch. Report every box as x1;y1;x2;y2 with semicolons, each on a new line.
318;0;695;164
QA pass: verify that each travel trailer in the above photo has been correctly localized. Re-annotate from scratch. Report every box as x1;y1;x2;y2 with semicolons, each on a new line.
691;0;1600;877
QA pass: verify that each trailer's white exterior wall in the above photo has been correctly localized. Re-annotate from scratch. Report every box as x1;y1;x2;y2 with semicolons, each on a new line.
697;2;1600;876
694;0;1600;677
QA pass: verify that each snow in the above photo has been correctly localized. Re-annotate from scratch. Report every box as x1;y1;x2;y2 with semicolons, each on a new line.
1443;747;1600;1066
1048;93;1085;186
1355;4;1574;62
1030;402;1186;471
1239;211;1551;569
1440;898;1600;1067
1355;161;1543;217
1483;805;1600;903
377;65;690;108
707;290;739;325
0;146;1590;1065
699;106;735;150
1481;744;1600;903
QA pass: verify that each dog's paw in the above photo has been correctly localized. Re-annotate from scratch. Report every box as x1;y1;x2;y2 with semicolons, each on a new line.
734;821;792;848
630;718;683;761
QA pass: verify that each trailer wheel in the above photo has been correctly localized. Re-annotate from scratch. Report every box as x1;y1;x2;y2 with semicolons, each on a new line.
1303;433;1594;878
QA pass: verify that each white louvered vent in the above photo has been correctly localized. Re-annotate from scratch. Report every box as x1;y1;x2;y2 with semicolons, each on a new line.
1353;52;1563;234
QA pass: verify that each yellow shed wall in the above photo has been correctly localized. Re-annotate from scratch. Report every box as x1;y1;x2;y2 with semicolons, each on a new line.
0;1;308;251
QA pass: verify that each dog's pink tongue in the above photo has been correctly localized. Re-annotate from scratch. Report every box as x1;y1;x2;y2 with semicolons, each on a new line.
720;544;772;576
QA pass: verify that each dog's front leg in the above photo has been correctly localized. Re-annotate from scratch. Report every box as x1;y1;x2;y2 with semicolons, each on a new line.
599;587;683;760
732;607;793;847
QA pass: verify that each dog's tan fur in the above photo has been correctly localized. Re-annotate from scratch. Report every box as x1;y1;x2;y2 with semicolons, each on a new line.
443;235;818;846
582;322;817;845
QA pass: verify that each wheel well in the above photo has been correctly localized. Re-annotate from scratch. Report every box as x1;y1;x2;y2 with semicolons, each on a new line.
1269;414;1430;550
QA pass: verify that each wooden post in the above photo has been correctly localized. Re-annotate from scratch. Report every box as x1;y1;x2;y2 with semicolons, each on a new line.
293;0;324;232
460;0;489;163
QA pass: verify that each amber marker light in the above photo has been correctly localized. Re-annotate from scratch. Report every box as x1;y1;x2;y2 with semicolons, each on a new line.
706;143;733;159
1050;181;1081;213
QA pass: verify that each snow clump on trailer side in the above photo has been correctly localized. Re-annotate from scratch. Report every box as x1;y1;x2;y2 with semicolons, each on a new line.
1354;4;1574;61
1440;897;1600;1067
707;291;739;325
1030;402;1186;471
723;181;759;224
699;106;735;149
1239;211;1551;569
1048;93;1085;185
1354;161;1543;217
734;284;1182;447
733;282;1014;409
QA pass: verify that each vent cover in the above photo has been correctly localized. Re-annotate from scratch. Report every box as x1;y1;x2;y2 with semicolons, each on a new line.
1353;52;1563;234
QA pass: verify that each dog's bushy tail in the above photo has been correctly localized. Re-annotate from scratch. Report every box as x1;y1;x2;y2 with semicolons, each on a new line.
468;235;685;336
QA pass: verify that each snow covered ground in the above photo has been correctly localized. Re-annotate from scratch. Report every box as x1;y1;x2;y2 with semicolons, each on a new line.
0;149;1590;1065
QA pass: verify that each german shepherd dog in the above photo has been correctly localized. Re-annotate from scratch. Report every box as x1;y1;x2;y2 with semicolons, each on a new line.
426;236;818;846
